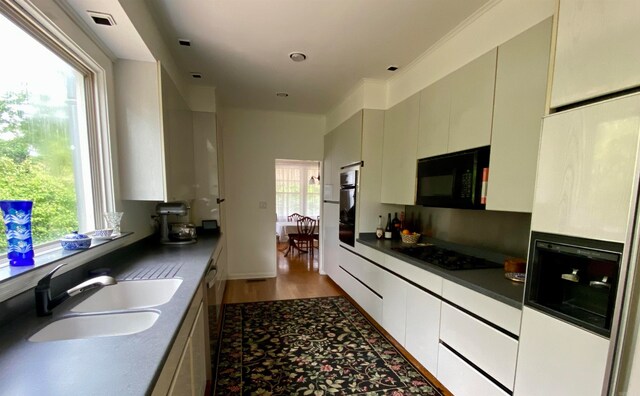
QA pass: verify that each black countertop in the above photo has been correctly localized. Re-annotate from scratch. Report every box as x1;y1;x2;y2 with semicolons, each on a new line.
0;234;220;396
357;234;524;308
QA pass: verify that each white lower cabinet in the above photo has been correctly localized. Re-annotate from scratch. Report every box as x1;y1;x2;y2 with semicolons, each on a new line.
335;246;383;322
404;284;441;374
514;307;610;396
440;303;518;391
169;339;193;396
338;246;382;295
167;302;207;396
381;270;408;345
190;304;207;396
153;287;209;396
437;343;509;396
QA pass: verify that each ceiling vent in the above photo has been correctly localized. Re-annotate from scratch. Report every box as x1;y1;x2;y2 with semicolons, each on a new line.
387;65;399;71
191;73;203;79
178;39;191;47
87;11;116;27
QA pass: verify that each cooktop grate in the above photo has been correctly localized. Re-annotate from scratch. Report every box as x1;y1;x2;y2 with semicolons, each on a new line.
391;245;502;271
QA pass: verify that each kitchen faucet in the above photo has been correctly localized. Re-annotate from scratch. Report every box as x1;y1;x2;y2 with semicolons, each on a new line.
35;263;117;316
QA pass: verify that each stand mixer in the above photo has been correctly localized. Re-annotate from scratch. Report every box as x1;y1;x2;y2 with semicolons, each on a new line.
156;202;197;245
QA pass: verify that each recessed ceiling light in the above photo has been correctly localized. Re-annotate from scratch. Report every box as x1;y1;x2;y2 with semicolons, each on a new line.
276;92;289;97
289;52;307;62
178;39;191;47
191;73;202;79
87;11;116;26
387;65;399;71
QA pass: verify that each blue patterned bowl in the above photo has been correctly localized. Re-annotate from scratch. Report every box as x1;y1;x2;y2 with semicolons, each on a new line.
60;231;91;250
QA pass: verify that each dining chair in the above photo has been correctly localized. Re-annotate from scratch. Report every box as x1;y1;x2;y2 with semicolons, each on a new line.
292;216;317;256
287;213;304;222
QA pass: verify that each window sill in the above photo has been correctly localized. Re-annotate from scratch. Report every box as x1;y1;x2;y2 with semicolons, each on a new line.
0;232;133;302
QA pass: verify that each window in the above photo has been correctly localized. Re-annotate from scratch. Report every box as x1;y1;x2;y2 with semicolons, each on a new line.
0;7;104;258
275;160;320;221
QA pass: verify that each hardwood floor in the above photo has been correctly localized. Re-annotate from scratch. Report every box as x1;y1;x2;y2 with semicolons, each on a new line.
222;242;342;304
219;243;452;396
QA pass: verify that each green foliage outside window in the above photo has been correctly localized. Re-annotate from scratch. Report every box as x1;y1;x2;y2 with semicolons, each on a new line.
0;92;79;254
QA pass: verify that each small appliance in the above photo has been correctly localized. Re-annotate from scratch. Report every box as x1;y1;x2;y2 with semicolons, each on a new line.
156;202;197;245
524;232;623;337
416;145;490;209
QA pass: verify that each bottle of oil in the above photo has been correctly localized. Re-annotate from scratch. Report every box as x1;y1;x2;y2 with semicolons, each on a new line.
376;216;384;239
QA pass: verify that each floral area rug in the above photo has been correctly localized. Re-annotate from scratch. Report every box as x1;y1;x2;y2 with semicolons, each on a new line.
214;296;444;395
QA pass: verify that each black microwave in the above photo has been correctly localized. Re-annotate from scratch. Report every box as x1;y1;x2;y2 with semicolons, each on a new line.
416;146;490;209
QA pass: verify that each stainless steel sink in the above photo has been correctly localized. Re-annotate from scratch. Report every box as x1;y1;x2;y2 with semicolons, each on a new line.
29;311;159;342
71;278;182;313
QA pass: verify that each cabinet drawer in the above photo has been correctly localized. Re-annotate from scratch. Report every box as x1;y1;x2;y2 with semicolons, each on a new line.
337;266;383;323
437;343;509;396
383;255;443;295
440;303;518;390
339;247;382;294
405;283;441;374
442;279;520;335
354;242;386;266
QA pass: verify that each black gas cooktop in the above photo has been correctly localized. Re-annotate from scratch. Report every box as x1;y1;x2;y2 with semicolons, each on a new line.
391;244;503;271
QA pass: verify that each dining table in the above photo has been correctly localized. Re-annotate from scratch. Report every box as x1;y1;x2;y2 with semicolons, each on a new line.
276;220;320;256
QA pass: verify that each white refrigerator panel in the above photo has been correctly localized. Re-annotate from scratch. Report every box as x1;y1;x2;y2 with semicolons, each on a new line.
531;93;640;242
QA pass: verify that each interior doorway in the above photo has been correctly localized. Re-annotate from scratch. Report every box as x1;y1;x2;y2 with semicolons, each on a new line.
274;159;321;272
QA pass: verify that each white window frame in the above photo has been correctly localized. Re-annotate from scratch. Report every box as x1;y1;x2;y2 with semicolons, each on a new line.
275;159;321;221
0;0;117;292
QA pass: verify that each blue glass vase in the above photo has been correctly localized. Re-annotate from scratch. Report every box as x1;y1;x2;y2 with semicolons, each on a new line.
0;200;35;266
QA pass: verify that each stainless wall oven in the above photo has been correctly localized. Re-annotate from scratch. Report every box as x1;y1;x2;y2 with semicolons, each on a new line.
339;170;357;246
525;232;623;337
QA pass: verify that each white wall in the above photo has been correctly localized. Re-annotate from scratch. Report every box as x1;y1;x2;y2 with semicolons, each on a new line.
118;0;191;103
325;0;556;129
325;79;386;133
219;108;325;279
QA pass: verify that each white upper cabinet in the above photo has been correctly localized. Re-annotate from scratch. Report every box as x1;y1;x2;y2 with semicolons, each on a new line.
116;61;195;202
486;18;552;213
551;0;640;108
381;93;420;205
417;75;452;159
161;67;196;202
531;93;640;243
447;49;497;153
417;49;497;159
322;130;337;201
323;111;362;202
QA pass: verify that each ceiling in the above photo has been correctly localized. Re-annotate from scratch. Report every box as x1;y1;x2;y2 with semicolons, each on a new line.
67;0;492;114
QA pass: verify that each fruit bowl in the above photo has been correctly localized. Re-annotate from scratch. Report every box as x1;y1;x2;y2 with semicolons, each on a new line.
401;233;420;244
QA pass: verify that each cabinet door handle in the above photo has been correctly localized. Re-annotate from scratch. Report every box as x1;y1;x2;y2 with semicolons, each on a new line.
216;198;225;204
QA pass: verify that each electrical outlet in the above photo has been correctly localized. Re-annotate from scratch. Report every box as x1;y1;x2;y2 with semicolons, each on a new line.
259;201;267;209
